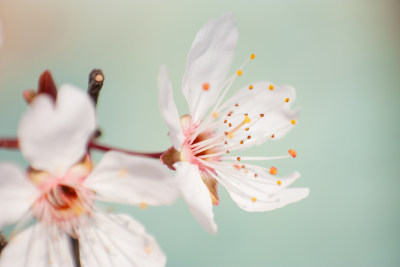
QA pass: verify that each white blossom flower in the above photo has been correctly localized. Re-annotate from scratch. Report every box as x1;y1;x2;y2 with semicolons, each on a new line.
0;85;178;266
158;12;309;234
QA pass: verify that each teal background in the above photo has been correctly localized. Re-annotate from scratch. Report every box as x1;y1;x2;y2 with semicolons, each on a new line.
0;0;399;266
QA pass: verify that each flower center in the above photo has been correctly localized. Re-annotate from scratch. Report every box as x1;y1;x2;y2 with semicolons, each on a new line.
29;156;94;234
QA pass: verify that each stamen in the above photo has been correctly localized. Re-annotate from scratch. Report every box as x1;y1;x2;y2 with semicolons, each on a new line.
212;112;219;118
235;103;239;107
224;119;227;123
269;167;277;175
249;85;254;90
285;98;289;102
260;114;264;117
240;140;244;144
251;197;257;202
223;155;290;161
245;127;249;131
202;82;210;91
288;149;297;158
139;202;148;209
254;173;258;178
271;134;275;138
269;84;274;90
250;53;256;60
247;136;251;139
291;119;296;125
236;70;243;76
277;180;282;186
228;123;232;127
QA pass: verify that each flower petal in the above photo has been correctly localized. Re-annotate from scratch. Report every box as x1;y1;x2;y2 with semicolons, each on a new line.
174;162;217;234
0;223;74;267
182;12;238;122
85;151;178;206
78;212;166;267
216;166;309;212
0;163;39;229
220;82;299;149
18;84;97;176
158;65;185;150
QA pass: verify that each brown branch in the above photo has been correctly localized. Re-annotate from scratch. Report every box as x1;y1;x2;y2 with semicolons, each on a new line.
88;141;163;159
0;138;18;149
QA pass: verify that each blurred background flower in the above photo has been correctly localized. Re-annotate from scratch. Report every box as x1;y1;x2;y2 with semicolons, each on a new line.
0;0;399;266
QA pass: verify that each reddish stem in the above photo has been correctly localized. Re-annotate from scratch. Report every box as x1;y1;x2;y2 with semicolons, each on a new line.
88;141;163;159
0;138;19;149
0;137;163;159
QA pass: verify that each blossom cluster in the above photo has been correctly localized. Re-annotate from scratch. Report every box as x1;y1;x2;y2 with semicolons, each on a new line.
0;12;309;266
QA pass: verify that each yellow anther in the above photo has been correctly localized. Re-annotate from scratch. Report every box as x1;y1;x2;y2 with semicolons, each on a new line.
285;98;289;102
236;70;243;76
237;157;241;161
251;197;257;202
291;119;296;125
228;132;234;139
244;115;251;123
288;149;297;158
139;202;148;209
249;85;254;90
277;180;282;186
270;166;277;175
271;134;275;138
212;112;219;118
269;84;274;90
228;123;232;127
202;82;210;91
250;53;256;60
245;127;249;131
224;119;227;123
240;140;244;144
145;246;152;254
235;103;239;107
241;165;245;169
118;169;128;177
260;114;264;117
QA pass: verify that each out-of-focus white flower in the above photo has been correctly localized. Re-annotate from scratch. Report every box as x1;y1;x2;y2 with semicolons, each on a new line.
159;12;309;234
0;85;177;266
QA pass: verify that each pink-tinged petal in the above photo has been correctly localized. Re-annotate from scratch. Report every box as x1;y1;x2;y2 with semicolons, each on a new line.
18;85;97;176
174;162;217;234
220;82;299;148
78;212;166;267
85;151;178;206
182;12;238;122
216;167;309;212
158;65;185;150
0;223;74;267
0;163;39;229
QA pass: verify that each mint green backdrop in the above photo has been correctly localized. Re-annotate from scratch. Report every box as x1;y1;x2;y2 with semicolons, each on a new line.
0;1;399;266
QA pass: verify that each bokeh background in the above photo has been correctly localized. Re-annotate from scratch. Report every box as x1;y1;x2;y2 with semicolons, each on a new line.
0;0;399;266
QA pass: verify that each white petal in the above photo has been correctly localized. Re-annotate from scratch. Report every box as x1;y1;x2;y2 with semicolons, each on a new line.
18;84;97;175
216;167;309;212
85;151;178;206
0;223;74;267
0;163;39;229
219;82;298;148
158;65;185;150
78;212;166;267
174;162;217;234
182;12;238;122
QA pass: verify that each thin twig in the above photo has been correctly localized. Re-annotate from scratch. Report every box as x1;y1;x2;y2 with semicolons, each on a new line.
89;141;163;159
70;236;81;267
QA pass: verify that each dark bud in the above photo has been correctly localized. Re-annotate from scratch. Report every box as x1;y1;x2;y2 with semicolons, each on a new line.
87;69;104;106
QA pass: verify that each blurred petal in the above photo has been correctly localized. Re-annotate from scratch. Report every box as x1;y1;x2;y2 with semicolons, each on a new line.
182;12;238;122
0;223;74;267
158;65;185;150
78;212;166;267
216;167;309;212
0;163;39;229
85;151;178;206
18;85;96;175
174;162;217;234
